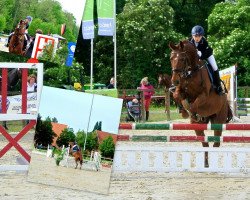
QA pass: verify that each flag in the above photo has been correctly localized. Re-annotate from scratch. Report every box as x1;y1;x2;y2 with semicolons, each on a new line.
65;42;76;67
97;0;114;36
82;0;94;39
61;24;66;36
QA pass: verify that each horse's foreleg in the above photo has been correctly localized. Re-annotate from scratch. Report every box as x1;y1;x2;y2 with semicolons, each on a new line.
75;159;78;169
195;130;209;168
213;130;222;147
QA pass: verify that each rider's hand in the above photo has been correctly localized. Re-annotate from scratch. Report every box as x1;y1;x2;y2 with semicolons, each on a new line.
197;51;202;58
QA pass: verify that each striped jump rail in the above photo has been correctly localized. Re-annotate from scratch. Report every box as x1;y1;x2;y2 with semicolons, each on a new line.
237;98;250;117
117;135;250;143
119;123;250;130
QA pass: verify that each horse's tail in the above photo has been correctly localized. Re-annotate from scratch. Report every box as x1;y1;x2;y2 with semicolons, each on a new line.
226;103;233;123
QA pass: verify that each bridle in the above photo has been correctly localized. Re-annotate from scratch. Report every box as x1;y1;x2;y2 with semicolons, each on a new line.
170;51;192;79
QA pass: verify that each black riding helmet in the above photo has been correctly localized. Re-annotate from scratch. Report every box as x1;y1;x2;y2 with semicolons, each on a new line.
191;25;204;36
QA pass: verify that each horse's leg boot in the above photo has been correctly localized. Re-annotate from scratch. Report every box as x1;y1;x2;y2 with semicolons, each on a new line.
213;70;223;96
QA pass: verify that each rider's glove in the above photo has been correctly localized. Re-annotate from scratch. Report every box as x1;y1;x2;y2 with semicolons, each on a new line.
197;51;202;58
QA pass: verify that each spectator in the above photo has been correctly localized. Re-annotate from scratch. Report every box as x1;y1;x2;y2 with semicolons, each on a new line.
139;77;154;121
107;77;115;89
27;74;37;92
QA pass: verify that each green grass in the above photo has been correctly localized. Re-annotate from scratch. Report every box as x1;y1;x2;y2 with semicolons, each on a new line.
2;120;33;132
120;105;182;122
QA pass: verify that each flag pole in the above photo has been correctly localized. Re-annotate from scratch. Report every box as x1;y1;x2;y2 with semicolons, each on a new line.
90;38;94;90
113;0;117;89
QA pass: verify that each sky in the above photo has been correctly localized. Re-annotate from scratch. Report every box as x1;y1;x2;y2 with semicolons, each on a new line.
56;0;86;26
38;86;123;134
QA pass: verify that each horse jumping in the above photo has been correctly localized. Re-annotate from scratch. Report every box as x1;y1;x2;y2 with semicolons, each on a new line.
169;40;233;167
8;20;27;55
68;142;83;169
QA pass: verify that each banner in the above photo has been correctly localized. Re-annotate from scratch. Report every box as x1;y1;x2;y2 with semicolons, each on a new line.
65;42;76;67
82;0;94;39
97;0;114;36
0;93;37;114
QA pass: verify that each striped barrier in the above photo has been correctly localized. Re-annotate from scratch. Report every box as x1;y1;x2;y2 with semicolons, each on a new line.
115;122;250;173
119;123;250;130
117;135;250;143
237;98;250;117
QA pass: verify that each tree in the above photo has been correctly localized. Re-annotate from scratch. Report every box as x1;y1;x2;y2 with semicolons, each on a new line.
0;15;6;32
208;0;250;86
169;0;223;36
99;136;115;158
34;114;56;147
75;130;99;152
114;0;183;88
56;128;75;147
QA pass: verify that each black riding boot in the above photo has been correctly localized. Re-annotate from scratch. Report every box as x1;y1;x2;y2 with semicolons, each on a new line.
213;70;223;96
146;111;149;121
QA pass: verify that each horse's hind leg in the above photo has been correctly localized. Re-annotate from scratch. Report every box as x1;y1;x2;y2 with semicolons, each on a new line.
195;130;209;167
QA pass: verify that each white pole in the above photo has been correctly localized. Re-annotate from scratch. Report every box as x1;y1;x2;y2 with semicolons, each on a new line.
90;38;94;90
113;0;117;89
83;95;94;151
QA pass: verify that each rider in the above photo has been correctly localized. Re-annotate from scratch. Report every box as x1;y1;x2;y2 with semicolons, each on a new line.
7;16;33;51
189;25;223;96
71;142;80;152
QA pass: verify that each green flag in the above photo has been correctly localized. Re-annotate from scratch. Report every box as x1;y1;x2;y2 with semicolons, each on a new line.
82;0;94;39
97;0;115;36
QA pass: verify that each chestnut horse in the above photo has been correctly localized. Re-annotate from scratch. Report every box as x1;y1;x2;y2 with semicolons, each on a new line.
68;142;83;169
169;40;233;167
9;20;27;55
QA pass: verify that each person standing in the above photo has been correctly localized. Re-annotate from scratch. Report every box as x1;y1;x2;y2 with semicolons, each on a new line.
139;77;154;121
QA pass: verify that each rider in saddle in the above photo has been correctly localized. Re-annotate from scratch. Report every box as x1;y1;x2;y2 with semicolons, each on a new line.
7;16;33;51
71;142;80;153
189;25;223;96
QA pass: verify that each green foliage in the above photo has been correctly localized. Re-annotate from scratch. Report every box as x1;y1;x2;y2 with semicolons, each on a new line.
56;128;75;147
92;121;102;131
76;131;99;152
208;0;250;86
169;0;223;36
0;15;6;31
52;117;58;123
55;148;67;166
0;0;79;41
99;136;115;158
117;0;179;88
34;114;56;147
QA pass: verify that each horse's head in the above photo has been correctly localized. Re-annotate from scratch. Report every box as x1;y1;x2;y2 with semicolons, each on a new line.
158;73;172;89
169;40;198;86
15;20;26;35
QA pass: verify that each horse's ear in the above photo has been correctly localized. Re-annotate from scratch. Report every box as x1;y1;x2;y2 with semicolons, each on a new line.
169;42;177;50
180;41;184;50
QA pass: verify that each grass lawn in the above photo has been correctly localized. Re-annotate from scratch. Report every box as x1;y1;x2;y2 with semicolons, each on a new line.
120;105;182;122
1;120;33;132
